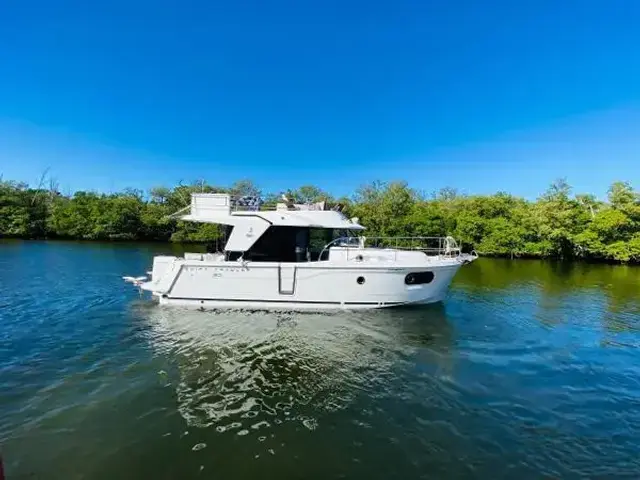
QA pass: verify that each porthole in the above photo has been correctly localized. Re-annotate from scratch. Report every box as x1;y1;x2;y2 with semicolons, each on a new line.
355;255;363;262
357;276;365;285
404;271;434;285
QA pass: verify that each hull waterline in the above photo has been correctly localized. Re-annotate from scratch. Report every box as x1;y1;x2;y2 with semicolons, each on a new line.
151;292;449;311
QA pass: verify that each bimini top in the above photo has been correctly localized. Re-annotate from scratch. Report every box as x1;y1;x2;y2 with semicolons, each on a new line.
177;193;365;252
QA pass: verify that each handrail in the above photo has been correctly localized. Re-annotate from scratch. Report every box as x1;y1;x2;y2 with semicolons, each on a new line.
318;236;364;260
318;236;462;261
231;202;332;212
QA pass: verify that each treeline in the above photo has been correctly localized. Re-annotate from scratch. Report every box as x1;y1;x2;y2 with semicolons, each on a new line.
1;177;639;263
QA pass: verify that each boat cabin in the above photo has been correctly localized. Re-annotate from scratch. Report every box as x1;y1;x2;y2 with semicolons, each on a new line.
180;193;365;263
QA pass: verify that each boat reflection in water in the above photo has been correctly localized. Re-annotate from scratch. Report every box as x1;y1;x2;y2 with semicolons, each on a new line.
133;304;455;435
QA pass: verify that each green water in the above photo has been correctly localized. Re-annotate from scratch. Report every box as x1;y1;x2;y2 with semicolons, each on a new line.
1;240;640;479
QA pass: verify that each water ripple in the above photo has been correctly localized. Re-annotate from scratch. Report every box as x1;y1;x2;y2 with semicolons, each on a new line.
2;244;640;479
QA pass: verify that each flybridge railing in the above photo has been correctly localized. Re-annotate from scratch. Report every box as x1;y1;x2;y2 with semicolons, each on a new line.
319;236;463;261
366;236;461;256
169;193;355;226
173;193;338;217
231;196;338;212
184;192;350;213
231;195;264;211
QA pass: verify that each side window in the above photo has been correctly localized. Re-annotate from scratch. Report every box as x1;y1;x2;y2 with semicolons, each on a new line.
309;229;333;251
404;272;435;285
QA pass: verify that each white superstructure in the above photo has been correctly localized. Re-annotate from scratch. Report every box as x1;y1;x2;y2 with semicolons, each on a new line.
124;193;477;310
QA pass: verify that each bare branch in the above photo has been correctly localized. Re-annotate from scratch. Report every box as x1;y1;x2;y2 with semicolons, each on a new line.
31;167;51;205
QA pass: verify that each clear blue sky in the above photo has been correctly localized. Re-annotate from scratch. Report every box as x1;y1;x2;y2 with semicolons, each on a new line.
0;0;639;200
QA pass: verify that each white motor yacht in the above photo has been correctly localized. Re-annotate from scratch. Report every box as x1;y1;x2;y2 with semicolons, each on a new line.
124;193;477;310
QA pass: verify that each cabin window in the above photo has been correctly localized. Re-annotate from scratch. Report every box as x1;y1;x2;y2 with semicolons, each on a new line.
309;228;334;261
309;228;333;251
225;251;243;261
243;226;297;262
404;271;435;285
244;226;319;262
242;227;347;262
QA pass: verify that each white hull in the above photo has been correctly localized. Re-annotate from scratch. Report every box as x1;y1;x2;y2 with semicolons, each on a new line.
134;252;472;311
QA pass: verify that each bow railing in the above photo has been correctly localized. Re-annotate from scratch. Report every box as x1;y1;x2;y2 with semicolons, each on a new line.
319;236;462;260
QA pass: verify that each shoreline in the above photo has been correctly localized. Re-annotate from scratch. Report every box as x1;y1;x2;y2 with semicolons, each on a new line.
2;237;638;266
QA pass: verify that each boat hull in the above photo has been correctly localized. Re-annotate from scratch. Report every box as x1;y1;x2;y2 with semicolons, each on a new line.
137;258;468;311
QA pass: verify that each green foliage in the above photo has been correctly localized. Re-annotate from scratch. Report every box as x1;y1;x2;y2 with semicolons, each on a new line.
0;180;53;238
229;179;261;198
608;181;637;208
350;181;415;236
1;177;639;263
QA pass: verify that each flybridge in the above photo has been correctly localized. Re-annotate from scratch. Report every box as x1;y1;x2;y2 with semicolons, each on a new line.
174;193;364;254
180;193;365;230
187;193;339;215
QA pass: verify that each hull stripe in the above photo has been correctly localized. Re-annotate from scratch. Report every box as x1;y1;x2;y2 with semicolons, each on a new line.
164;296;402;306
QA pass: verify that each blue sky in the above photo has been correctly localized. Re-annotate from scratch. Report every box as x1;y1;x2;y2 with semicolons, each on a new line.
0;0;639;200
